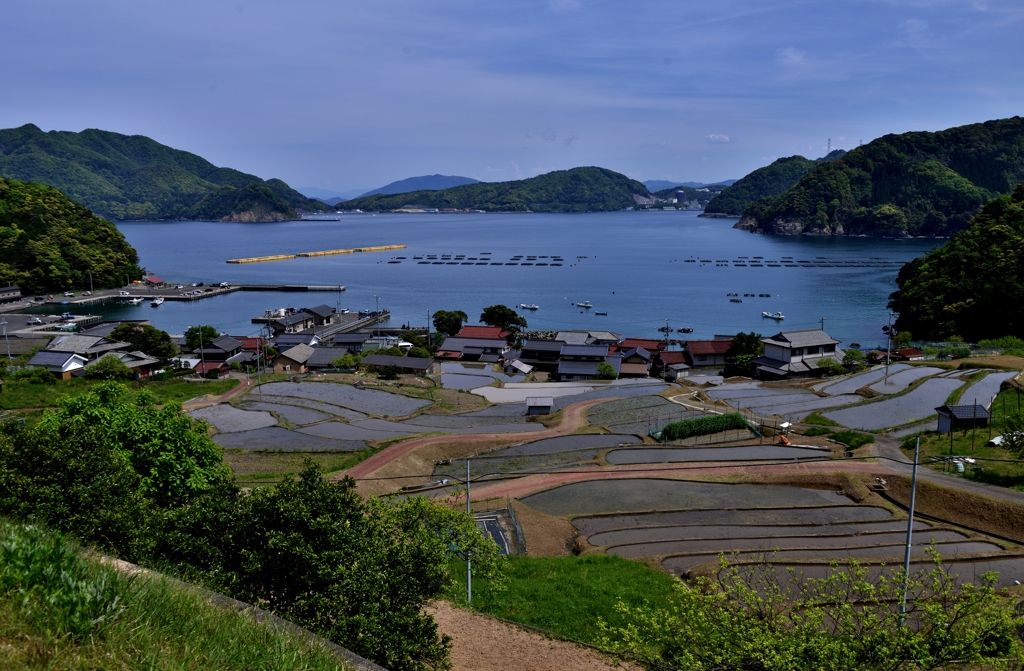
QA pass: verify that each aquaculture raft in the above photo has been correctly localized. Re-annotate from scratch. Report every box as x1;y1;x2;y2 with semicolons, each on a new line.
227;245;406;263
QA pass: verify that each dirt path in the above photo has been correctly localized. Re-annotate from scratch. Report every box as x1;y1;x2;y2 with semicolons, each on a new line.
181;376;252;411
426;601;636;671
340;398;614;481
468;460;890;501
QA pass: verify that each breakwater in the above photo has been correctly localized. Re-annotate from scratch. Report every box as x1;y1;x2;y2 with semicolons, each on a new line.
227;245;406;264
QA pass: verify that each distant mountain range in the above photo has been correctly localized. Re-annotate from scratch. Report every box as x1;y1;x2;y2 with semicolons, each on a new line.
0;124;329;221
359;174;480;198
701;150;847;217
296;186;370;203
337;167;650;212
643;179;737;191
735;116;1024;237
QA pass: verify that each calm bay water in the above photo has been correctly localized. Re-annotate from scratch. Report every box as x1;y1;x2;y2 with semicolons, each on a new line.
56;212;939;345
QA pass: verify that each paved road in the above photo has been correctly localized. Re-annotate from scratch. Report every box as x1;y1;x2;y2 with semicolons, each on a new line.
872;434;1024;507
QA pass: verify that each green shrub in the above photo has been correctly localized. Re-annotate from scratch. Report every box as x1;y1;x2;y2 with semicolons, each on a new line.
660;412;748;440
803;427;833;437
12;367;58;385
596;361;618;379
941;344;971;359
831;430;874;449
377;364;402;380
85;353;135;380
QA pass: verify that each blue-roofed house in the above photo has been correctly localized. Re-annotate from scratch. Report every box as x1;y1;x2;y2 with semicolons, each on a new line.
27;350;88;379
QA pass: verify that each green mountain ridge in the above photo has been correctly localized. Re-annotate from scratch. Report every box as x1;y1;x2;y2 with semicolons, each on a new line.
735;116;1024;237
888;182;1024;341
0;177;143;293
702;150;847;216
0;124;329;221
336;167;651;213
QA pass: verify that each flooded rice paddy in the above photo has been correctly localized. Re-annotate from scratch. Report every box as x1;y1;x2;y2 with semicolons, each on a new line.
822;377;965;430
605;445;828;464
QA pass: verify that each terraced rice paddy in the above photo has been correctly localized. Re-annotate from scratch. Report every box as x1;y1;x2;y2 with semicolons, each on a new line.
521;478;1016;587
868;366;944;394
822;377;965;430
259;381;431;416
440;362;524;390
754;556;1024;589
604;445;829;464
587;396;702;434
239;400;332;426
705;386;861;421
433;434;641;478
213;426;366;451
814;365;908;396
189;404;277;433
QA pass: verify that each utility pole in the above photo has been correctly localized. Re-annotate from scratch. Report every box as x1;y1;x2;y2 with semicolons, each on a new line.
427;310;431;348
374;295;381;337
197;326;206;377
885;313;893;380
1;318;9;360
900;436;920;625
89;273;93;294
466;458;472;605
819;316;826;332
827;138;831;154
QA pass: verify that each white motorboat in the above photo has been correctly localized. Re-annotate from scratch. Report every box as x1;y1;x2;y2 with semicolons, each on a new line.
761;311;784;320
519;303;539;310
578;300;592;309
126;297;144;305
151;297;165;307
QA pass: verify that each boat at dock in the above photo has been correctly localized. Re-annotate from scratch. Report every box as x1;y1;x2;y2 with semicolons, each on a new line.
126;297;144;305
151;297;164;307
761;311;784;320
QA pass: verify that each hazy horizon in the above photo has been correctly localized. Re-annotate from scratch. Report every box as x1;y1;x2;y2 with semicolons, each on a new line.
3;1;1022;193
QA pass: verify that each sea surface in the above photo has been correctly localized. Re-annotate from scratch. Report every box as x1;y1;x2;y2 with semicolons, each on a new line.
50;212;940;345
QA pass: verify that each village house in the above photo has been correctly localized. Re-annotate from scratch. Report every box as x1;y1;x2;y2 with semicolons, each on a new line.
272;333;320;350
85;351;162;378
305;346;350;371
360;353;440;377
653;350;688;377
27;350;88;379
518;339;566;372
684;340;732;368
0;286;22;303
45;334;131;361
274;343;316;373
330;332;371;353
555;330;623;346
752;329;844;379
438;336;510;362
618;346;652;377
195;336;244;361
304;304;338;326
455;325;511;340
935;404;991;433
270;311;317;334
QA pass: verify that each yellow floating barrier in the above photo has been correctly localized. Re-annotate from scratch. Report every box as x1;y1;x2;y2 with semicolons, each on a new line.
226;245;405;264
297;244;406;257
226;254;297;264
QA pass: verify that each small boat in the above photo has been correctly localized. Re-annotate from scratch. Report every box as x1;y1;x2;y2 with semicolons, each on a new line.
657;326;672;333
730;298;742;303
126;297;144;305
677;327;693;333
151;297;164;307
578;300;592;309
595;311;608;316
761;311;784;320
519;303;539;310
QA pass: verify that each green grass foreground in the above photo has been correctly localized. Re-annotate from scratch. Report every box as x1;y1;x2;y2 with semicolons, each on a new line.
447;554;677;646
0;377;239;413
0;520;348;670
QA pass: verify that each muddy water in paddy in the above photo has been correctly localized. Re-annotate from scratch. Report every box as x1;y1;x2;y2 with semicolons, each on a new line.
587;520;930;547
605;445;828;464
572;506;894;536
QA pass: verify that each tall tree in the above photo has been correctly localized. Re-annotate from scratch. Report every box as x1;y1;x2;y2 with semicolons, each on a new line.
432;310;468;337
184;325;220;351
723;332;763;377
110;323;177;359
480;305;527;333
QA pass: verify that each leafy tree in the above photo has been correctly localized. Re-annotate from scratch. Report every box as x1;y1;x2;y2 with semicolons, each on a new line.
330;352;361;368
600;554;1023;671
377;365;402;380
373;346;405;357
1001;413;1024;458
85;354;134;380
890;183;1024;341
724;332;763;377
407;346;430;359
110;323;177;359
596;361;618;379
894;330;913;348
816;358;845;376
480;305;527;333
184;325;219;352
12;367;56;385
432;310;468;337
842;349;866;369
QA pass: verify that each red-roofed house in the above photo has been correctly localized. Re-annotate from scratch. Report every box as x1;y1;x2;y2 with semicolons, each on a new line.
231;336;267;353
455;325;512;340
611;337;665;354
144;276;166;286
654;349;688;376
684;339;732;367
896;348;925;361
196;361;231;378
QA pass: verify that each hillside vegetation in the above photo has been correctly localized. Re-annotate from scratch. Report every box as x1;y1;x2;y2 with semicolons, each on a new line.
0;178;142;292
703;150;846;216
889;182;1024;341
737;116;1024;237
0;124;329;221
337;167;651;212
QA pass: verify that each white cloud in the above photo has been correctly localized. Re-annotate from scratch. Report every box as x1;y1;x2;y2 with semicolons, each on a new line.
706;134;731;144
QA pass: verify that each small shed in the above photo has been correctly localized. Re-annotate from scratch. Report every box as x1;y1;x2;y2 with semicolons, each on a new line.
664;362;691;381
526;396;554;415
27;350;88;380
274;343;316;374
935;404;991;433
504;359;533;376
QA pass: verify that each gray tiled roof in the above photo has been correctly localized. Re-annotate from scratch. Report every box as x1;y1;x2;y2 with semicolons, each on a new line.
560;344;609;357
332;333;371;344
557;360;599;375
937;405;992;420
280;343;315;364
29;350;83;367
522;340;565;352
305;304;336;318
306;347;349;367
439;337;507;351
762;329;841;348
361;354;434;370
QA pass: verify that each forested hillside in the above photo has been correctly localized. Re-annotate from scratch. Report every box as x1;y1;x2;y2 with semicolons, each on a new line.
703;150;846;216
737;116;1024;237
889;182;1024;341
0;178;143;293
337;167;651;212
0;124;329;221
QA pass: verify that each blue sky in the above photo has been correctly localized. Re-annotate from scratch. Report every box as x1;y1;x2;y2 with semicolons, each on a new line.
2;1;1022;193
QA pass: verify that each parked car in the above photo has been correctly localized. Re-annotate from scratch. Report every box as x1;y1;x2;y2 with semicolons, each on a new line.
63;291;73;297
175;285;183;289
83;291;91;296
26;317;43;325
118;290;130;296
218;282;230;288
60;312;74;320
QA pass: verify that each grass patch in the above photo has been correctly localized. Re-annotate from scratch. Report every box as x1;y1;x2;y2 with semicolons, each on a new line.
223;450;373;486
0;377;239;411
900;388;1024;489
803;411;842;427
0;519;347;670
830;430;874;449
446;554;677;647
802;426;834;437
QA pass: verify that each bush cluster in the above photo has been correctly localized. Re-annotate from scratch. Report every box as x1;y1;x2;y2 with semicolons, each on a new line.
660;412;748;441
